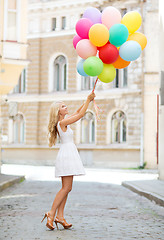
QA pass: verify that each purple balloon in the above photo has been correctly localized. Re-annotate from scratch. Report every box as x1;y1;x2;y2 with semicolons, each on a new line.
83;7;102;24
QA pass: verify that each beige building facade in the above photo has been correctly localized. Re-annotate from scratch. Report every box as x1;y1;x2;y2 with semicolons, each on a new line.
1;0;160;169
0;0;29;170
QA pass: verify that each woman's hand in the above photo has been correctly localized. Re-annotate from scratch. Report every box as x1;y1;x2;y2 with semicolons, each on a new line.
87;92;96;102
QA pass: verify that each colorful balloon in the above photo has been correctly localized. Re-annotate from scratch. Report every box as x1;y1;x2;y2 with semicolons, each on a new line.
89;24;109;47
98;64;116;83
121;11;142;34
73;35;82;49
119;40;142;61
76;39;97;59
83;56;103;76
76;18;93;39
77;59;89;76
109;24;129;47
83;7;101;24
101;6;121;30
127;32;147;50
112;55;130;69
99;43;119;64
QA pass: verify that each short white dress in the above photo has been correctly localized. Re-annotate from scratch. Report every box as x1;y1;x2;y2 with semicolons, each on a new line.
55;121;86;178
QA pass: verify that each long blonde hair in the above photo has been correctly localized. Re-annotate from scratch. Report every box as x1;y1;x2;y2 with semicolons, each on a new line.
47;101;63;147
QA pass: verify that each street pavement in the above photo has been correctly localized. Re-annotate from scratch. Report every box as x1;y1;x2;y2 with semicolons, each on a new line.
0;177;164;240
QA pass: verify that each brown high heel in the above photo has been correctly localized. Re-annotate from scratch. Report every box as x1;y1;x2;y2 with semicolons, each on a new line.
54;216;72;229
41;212;55;230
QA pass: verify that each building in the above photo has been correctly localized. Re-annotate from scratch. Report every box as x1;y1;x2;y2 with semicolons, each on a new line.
1;0;160;169
0;0;29;170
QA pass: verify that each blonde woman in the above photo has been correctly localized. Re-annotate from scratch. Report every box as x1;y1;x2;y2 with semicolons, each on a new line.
41;92;96;230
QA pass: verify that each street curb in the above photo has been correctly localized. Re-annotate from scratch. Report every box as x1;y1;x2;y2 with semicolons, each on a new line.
0;176;25;192
122;181;164;207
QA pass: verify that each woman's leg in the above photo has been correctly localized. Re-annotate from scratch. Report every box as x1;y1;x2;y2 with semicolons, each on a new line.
56;194;68;219
49;175;73;220
56;174;72;218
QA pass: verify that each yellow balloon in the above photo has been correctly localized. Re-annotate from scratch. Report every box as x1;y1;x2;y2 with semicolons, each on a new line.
127;32;147;50
89;24;109;47
121;11;142;34
98;64;116;83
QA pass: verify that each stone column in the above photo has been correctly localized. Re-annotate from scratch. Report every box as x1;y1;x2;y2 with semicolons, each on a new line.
159;0;164;180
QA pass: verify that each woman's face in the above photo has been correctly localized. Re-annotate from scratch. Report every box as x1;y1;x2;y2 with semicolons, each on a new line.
59;102;68;116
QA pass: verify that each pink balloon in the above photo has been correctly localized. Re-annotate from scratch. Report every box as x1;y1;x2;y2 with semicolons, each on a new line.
101;7;121;30
76;39;97;59
73;35;82;49
75;18;93;39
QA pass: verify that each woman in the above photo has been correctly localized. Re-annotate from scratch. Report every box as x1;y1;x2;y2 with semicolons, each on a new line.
41;92;96;230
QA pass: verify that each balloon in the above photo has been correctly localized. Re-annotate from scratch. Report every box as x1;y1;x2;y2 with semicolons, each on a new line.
121;11;142;34
76;39;97;59
76;18;93;39
73;35;82;49
83;56;103;76
98;64;116;83
119;40;142;61
109;24;129;47
89;24;109;47
99;43;119;64
77;59;89;76
112;55;130;69
101;6;121;30
83;7;101;24
127;32;147;50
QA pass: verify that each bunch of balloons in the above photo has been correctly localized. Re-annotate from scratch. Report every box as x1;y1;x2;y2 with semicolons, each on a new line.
73;6;147;83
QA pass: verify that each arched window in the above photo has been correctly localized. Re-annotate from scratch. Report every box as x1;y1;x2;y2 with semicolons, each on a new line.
53;55;67;91
11;68;26;94
81;112;95;144
81;76;96;90
9;114;25;143
113;68;128;88
112;111;126;143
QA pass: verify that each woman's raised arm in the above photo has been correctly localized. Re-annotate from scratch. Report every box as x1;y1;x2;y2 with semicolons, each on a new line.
60;93;95;127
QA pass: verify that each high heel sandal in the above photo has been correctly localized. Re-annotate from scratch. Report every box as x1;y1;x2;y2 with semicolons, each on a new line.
41;212;55;230
54;216;72;230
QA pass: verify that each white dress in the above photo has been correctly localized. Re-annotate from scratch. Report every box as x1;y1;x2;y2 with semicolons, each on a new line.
55;121;86;178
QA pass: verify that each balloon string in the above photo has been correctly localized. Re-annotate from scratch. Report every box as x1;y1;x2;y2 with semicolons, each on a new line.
92;77;103;121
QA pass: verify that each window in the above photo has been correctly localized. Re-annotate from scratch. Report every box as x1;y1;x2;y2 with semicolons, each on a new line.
11;114;25;144
81;112;95;144
13;68;26;93
52;18;56;31
113;68;128;88
7;0;17;41
53;55;67;91
112;111;126;143
81;76;96;90
61;17;66;30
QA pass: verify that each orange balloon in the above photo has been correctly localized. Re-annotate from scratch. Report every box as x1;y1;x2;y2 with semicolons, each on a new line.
127;32;147;50
112;55;130;69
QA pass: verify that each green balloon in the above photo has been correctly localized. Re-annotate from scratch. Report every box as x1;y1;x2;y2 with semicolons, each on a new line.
83;56;103;76
109;24;129;47
98;64;116;83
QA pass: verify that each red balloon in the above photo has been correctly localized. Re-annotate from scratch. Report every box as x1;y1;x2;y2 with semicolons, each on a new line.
99;43;119;64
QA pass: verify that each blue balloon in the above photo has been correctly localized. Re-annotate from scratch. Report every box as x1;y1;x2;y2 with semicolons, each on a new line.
119;40;142;61
77;59;89;77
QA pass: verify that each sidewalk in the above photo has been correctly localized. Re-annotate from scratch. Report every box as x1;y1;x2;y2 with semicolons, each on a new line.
0;173;25;192
122;179;164;207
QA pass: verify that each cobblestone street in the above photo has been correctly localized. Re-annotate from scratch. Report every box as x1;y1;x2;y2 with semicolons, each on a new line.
0;179;164;240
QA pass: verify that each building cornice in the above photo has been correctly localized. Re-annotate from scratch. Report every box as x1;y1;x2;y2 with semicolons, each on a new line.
27;29;75;39
28;0;102;11
5;89;141;103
